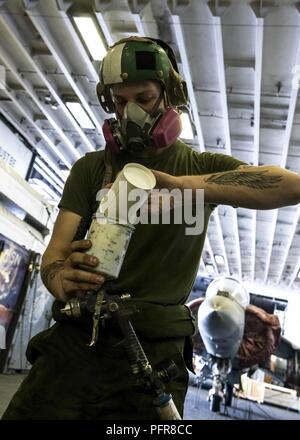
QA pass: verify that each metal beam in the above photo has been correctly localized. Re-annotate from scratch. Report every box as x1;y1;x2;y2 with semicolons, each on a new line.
262;212;278;284
95;12;114;46
214;207;230;275
232;134;254;144
264;28;300;283
171;13;233;277
232;207;242;278
132;14;146;36
24;5;105;135
35;157;65;189
225;59;254;69
0;44;81;160
0;106;37;150
1;88;71;168
213;16;241;278
252;17;264;281
56;10;100;83
288;251;300;288
171;14;205;152
36;147;68;179
0;105;66;179
204;236;219;276
213;16;231;157
0;12;96;153
230;103;254;111
33;163;63;193
199;257;208;275
251;211;257;281
275;206;300;285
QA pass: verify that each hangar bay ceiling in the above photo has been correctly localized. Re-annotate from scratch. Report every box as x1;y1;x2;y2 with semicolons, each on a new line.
0;0;300;291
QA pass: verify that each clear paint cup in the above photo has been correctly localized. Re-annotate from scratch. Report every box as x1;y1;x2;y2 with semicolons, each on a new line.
81;215;135;279
99;163;156;224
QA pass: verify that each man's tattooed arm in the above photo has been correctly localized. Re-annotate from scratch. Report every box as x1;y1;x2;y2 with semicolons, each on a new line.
178;165;300;209
40;216;92;296
41;260;65;290
204;170;283;189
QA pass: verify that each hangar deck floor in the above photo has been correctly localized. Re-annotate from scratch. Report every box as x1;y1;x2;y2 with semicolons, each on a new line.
0;373;300;420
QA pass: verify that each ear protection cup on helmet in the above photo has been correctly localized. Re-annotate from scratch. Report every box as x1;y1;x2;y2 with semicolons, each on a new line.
96;81;115;114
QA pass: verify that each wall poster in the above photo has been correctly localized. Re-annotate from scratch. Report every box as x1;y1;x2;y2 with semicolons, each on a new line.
0;233;32;371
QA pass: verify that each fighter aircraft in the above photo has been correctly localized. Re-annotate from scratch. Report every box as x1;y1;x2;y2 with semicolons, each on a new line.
187;277;281;412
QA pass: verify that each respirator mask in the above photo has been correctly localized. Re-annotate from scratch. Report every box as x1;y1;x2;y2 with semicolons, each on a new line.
102;96;182;154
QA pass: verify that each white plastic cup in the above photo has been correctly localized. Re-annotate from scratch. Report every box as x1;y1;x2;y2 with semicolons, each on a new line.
81;215;135;279
99;163;156;224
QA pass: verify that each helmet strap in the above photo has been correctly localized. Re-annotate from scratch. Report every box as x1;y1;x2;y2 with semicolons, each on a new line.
113;87;166;120
149;88;166;116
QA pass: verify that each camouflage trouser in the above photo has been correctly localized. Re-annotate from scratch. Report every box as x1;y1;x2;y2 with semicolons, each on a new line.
1;322;188;420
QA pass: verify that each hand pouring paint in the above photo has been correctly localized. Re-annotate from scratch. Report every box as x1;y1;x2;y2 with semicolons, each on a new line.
83;163;156;279
99;162;156;224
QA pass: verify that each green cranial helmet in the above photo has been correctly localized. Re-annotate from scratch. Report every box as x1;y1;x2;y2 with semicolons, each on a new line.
96;36;188;114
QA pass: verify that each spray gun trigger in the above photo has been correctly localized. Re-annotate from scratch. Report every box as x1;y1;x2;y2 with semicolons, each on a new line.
87;289;104;347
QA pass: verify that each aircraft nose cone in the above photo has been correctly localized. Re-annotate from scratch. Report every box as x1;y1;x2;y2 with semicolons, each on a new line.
197;295;245;359
198;296;243;338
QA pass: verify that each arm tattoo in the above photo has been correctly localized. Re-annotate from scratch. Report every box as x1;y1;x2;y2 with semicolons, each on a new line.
41;218;91;289
41;260;65;288
72;217;91;242
204;170;283;190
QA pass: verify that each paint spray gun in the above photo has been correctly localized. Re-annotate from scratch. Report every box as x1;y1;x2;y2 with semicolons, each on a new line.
60;163;181;420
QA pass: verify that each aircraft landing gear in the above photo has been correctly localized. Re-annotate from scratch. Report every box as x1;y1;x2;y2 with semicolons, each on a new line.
208;357;232;412
224;381;233;407
208;374;223;412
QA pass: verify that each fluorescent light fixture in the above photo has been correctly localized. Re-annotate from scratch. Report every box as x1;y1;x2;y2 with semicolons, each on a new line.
74;16;107;61
215;254;225;266
205;264;215;274
66;102;94;129
180;111;194;140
